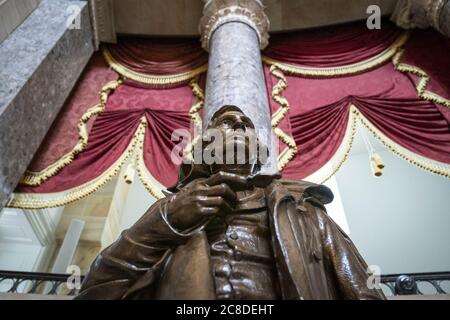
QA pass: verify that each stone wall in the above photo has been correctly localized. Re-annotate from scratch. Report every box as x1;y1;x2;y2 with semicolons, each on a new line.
0;0;94;209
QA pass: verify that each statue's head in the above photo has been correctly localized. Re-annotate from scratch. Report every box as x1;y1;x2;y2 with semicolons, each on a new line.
169;105;269;191
205;105;267;176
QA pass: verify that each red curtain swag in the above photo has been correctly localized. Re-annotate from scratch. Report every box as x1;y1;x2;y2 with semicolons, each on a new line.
11;21;450;209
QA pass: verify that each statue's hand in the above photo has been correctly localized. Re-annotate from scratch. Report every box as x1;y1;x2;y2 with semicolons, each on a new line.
166;171;247;231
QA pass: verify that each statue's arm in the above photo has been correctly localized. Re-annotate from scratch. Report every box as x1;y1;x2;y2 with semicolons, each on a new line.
76;172;240;299
319;209;386;300
76;196;203;299
78;172;241;299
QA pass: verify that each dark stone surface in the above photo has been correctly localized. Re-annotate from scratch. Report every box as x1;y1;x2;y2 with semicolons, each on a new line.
439;1;450;37
0;0;94;208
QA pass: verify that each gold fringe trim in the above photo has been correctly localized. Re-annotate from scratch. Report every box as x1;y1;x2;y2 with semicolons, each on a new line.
7;118;148;209
392;49;450;108
188;76;205;127
306;104;450;183
269;65;298;171
304;105;358;184
275;127;298;171
20;79;123;186
354;108;450;179
131;116;166;199
135;139;167;200
262;32;410;78
183;77;205;162
102;46;208;85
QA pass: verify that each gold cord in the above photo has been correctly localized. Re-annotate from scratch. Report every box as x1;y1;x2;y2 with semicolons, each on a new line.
269;65;298;171
20;79;123;186
392;49;450;108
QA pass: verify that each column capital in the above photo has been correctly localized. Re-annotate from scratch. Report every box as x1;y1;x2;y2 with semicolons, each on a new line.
391;0;449;36
199;0;270;51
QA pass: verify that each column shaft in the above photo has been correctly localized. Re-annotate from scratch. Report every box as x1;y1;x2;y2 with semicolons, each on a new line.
200;1;277;175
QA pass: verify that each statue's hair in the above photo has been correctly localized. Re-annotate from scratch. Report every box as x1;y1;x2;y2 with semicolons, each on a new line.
209;105;245;127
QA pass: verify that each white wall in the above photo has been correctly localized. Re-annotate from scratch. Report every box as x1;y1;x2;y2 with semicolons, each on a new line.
0;209;46;273
120;180;157;231
323;175;351;234
335;127;450;274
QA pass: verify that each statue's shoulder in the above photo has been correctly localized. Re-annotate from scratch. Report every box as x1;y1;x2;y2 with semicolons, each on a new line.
277;179;334;205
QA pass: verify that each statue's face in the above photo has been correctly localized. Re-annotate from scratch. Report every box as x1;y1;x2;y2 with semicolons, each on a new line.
206;108;265;175
211;109;255;138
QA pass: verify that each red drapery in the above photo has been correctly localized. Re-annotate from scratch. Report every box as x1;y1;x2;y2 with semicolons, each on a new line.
18;83;193;194
263;21;403;67
105;37;208;75
11;20;450;208
265;59;450;179
26;53;118;173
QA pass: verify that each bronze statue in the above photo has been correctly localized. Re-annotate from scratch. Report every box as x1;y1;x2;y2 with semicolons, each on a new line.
76;106;385;300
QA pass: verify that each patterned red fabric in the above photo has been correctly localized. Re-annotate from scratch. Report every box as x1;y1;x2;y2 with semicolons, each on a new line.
265;36;450;179
18;83;193;193
263;21;402;67
27;52;118;172
17;21;450;196
402;29;450;102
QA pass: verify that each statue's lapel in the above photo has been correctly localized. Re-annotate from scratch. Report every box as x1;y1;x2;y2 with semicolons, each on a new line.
265;181;315;300
156;231;215;299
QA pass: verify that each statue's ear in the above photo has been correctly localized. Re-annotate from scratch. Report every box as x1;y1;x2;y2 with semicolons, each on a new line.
167;163;210;192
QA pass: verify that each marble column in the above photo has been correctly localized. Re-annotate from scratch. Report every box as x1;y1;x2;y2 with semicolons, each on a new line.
391;0;450;37
199;0;278;175
0;0;94;209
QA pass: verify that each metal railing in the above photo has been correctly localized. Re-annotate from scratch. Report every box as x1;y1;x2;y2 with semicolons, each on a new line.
380;272;450;296
0;270;84;296
0;270;449;297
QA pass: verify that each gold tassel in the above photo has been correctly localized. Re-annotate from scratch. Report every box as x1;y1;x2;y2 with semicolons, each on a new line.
370;152;384;177
123;163;135;184
371;152;385;170
371;160;382;177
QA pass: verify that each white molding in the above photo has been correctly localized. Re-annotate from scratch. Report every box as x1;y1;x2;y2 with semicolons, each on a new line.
89;0;116;43
24;208;63;246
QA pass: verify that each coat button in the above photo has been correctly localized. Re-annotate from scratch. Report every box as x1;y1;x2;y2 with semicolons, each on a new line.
222;263;232;277
234;250;243;261
221;283;232;294
229;232;238;240
215;263;232;277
